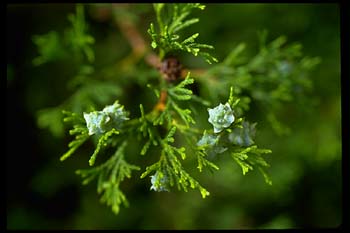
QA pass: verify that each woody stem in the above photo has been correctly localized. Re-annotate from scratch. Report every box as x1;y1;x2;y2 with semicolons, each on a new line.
154;90;167;112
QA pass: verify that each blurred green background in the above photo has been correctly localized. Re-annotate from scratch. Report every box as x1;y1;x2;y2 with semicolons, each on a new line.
7;3;341;229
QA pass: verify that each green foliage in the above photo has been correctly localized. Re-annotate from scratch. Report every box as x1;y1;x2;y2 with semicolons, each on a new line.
88;129;120;166
33;4;94;66
148;3;218;63
32;3;322;217
37;108;65;137
60;111;89;162
168;73;194;101
138;104;159;156
60;101;129;166
34;5;108;138
196;148;220;173
150;73;196;127
36;79;122;138
197;87;272;184
197;31;321;135
65;4;95;63
32;31;66;66
6;2;342;229
166;73;196;126
140;127;210;198
231;145;272;184
76;142;140;215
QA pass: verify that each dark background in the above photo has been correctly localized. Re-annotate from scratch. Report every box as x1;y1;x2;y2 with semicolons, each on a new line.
7;3;341;229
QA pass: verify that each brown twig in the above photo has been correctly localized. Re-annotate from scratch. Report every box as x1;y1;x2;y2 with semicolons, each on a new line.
115;17;146;57
154;90;167;112
112;4;161;70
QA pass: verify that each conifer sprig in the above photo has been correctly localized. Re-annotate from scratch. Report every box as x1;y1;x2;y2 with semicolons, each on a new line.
32;3;320;216
148;3;218;64
76;142;140;214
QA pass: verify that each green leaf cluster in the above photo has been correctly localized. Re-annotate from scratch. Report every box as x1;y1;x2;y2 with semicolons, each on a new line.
140;127;210;198
32;4;94;66
66;4;95;63
32;3;322;217
196;87;272;184
148;3;218;63
197;31;321;135
151;73;196;127
76;142;140;215
59;99;142;215
59;111;89;162
32;31;66;66
54;4;275;215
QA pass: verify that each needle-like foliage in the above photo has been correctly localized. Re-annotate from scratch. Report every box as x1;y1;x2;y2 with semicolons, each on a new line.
148;3;218;63
33;3;320;216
